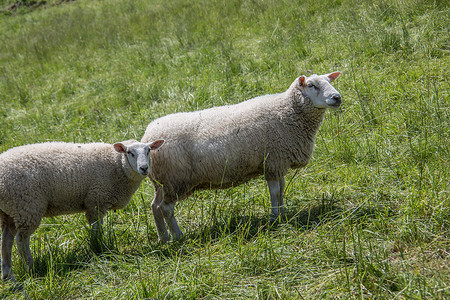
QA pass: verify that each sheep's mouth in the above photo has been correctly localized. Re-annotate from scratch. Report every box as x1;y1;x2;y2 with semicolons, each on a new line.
326;98;341;109
326;95;342;109
327;102;341;109
328;103;341;107
137;168;150;176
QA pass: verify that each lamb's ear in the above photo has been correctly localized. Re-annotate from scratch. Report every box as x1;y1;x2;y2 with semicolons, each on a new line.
299;76;307;86
149;139;164;150
113;142;127;153
327;71;341;82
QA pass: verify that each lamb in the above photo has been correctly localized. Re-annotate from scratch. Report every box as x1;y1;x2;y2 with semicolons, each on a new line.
142;71;341;242
0;139;164;281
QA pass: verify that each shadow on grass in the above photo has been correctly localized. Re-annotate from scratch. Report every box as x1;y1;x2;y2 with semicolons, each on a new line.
198;200;343;242
147;199;343;259
15;200;394;279
149;198;396;259
19;228;122;280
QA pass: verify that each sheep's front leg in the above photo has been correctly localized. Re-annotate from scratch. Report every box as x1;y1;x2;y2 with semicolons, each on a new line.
15;232;34;275
85;208;106;252
1;217;17;281
91;220;103;234
279;178;286;217
86;209;106;233
151;187;170;242
160;200;183;241
267;178;286;221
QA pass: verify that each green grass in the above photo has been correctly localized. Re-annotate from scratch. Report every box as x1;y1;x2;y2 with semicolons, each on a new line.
0;0;449;298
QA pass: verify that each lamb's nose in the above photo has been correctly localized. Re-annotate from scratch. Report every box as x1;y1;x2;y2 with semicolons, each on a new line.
332;94;341;104
140;166;149;174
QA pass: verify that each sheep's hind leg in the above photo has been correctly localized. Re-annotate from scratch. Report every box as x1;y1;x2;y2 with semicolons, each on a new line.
267;178;286;222
151;187;170;243
1;213;17;281
160;200;183;241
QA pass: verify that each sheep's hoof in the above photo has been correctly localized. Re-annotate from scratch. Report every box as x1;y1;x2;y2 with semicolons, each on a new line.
10;281;24;292
157;235;170;243
172;233;184;242
2;272;16;282
270;214;288;225
270;216;279;225
89;236;106;254
2;277;24;292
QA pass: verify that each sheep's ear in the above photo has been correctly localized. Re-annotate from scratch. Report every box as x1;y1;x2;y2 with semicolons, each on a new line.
299;76;307;86
113;142;127;153
327;71;340;82
149;139;164;150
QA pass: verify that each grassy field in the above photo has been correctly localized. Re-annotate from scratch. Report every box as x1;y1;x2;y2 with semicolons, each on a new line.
0;0;448;298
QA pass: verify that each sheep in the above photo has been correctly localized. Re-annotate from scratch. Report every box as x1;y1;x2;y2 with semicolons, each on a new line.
142;71;341;242
0;139;164;281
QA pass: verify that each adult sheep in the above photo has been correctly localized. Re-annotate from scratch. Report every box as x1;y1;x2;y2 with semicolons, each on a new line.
0;139;164;281
142;72;341;242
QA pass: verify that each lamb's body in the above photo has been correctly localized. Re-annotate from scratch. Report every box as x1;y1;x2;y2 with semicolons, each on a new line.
142;72;341;242
1;143;140;222
0;139;163;280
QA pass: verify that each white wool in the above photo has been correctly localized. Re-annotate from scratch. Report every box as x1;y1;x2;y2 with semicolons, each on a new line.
142;72;342;242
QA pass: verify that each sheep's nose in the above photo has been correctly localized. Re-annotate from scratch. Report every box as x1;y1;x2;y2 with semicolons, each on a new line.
332;94;342;105
139;166;149;174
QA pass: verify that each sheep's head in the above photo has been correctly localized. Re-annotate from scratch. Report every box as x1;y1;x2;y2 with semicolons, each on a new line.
114;140;164;177
299;72;341;109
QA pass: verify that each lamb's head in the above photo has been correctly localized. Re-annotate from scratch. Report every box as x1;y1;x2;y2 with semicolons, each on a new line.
299;72;341;109
114;139;164;177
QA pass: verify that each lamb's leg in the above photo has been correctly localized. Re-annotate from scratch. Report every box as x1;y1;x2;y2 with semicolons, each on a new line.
91;220;102;234
15;231;33;275
85;208;106;252
160;200;183;241
267;178;286;221
279;178;286;217
151;187;170;242
1;214;17;281
86;209;106;232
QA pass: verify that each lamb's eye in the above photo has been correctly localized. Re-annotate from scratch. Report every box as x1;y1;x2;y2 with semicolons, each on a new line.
128;151;135;157
307;83;317;89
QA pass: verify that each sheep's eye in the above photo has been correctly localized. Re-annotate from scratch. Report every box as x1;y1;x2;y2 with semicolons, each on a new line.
128;151;135;157
307;83;317;89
